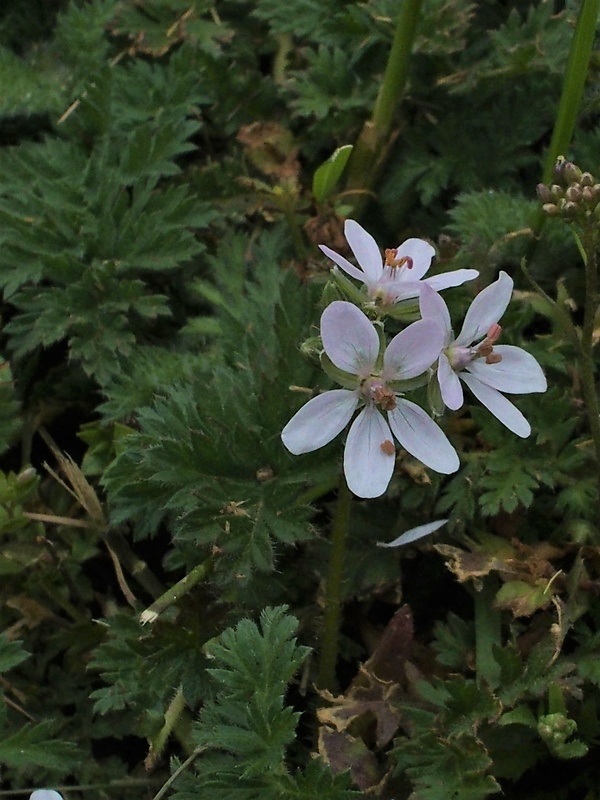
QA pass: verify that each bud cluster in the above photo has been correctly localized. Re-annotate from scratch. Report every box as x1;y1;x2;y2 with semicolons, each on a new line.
537;158;600;222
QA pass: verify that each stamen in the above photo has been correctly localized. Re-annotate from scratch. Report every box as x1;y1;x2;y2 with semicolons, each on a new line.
487;323;502;344
476;324;503;363
485;352;502;365
371;385;397;411
384;249;413;270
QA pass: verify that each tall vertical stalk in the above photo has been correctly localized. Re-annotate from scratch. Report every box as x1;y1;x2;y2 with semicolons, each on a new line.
541;0;600;185
317;475;353;691
531;0;600;240
344;0;423;217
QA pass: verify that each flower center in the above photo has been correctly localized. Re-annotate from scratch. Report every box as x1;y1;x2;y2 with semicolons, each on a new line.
360;377;397;411
446;325;504;370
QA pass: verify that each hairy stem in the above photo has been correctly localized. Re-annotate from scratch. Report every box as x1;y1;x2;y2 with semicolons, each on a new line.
317;475;353;691
139;558;213;625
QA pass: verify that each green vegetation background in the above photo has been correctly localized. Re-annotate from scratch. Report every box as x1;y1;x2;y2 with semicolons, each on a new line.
0;1;599;798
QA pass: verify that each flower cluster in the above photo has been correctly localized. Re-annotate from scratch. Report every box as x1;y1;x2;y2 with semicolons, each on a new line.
537;158;600;223
282;220;547;499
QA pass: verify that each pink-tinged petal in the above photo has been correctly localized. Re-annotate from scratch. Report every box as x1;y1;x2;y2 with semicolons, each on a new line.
282;390;359;454
423;268;479;292
460;372;530;437
394;238;435;280
384;319;444;380
377;518;448;548
321;301;379;375
344;406;396;498
466;345;547;394
438;352;464;409
456;271;513;346
345;219;383;282
388;399;459;474
319;244;367;283
419;283;452;342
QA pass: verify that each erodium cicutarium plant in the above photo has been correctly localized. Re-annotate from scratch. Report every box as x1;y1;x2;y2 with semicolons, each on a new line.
282;219;547;499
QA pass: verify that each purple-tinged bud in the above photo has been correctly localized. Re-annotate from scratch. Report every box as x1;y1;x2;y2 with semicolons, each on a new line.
562;201;578;216
566;185;582;203
553;156;567;181
580;172;594;187
562;161;582;184
536;183;553;203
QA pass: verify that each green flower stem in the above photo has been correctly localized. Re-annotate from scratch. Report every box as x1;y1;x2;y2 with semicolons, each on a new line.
542;0;600;185
145;686;193;771
344;0;423;215
317;475;353;691
139;558;213;625
532;0;600;239
474;578;501;687
151;745;206;800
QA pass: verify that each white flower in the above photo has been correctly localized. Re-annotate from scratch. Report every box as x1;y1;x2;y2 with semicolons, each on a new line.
29;792;64;800
420;273;547;437
281;301;459;498
320;219;478;306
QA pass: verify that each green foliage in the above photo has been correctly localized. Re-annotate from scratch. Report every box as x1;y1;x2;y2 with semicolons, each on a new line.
1;0;600;797
102;249;324;586
171;606;356;800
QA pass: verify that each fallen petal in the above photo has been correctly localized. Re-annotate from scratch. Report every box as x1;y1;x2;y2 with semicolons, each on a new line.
377;519;448;547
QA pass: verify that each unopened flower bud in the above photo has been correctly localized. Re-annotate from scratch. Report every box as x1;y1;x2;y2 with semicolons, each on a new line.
536;183;553;203
553;156;567;181
580;172;594;187
300;336;323;360
582;186;595;204
562;201;578;216
566;185;582;203
562;161;582;184
17;466;37;484
542;203;560;216
550;184;564;200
